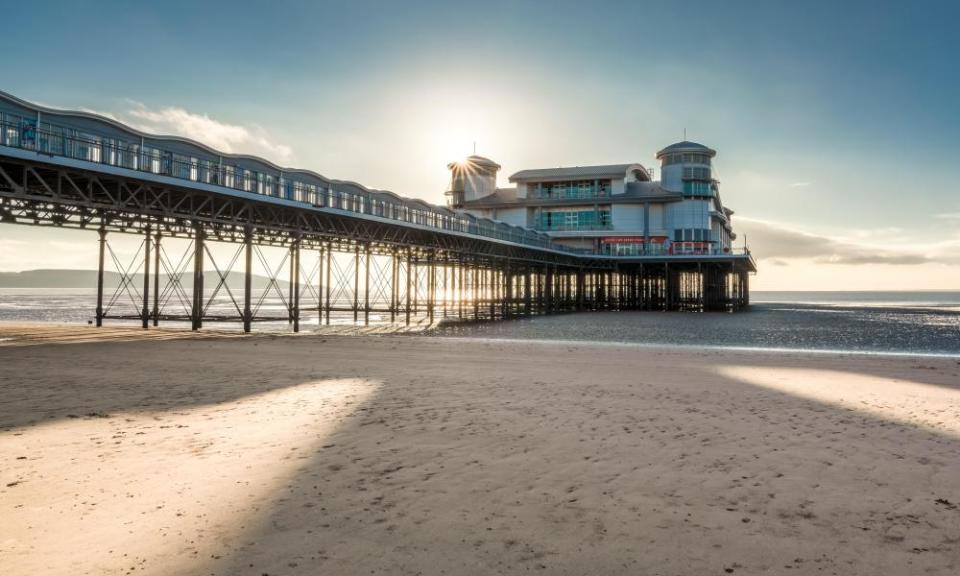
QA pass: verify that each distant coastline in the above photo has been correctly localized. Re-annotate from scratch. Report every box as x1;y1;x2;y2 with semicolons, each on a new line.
0;269;287;289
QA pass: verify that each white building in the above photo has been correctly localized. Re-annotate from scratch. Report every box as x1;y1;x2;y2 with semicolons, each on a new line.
446;141;738;257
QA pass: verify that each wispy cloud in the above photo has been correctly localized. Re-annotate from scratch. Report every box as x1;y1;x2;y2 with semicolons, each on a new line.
125;102;293;163
75;102;293;165
737;217;960;266
789;181;811;188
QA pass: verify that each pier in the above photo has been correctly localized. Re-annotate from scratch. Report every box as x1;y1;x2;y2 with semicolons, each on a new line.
0;91;755;331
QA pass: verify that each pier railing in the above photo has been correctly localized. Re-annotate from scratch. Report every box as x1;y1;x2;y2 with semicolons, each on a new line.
0;112;566;253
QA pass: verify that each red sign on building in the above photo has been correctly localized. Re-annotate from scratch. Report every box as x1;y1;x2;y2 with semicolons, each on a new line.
601;236;666;244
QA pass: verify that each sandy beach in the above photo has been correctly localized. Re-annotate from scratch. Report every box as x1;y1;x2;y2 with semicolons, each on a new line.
1;325;959;575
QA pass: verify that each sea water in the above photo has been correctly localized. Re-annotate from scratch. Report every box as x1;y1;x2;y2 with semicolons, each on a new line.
1;288;958;355
432;291;960;356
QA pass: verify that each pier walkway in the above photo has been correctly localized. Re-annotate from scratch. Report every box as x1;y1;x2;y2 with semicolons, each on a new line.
0;90;755;331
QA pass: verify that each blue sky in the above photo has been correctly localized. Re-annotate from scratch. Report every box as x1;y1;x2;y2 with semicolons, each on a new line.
2;0;960;288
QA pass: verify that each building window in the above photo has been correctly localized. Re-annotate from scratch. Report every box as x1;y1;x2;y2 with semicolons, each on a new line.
537;209;611;231
682;181;711;196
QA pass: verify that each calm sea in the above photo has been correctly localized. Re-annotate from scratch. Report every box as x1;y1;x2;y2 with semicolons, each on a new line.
1;288;958;356
432;291;960;356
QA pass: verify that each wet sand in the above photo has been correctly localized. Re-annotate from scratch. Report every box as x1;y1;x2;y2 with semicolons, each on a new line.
1;326;959;575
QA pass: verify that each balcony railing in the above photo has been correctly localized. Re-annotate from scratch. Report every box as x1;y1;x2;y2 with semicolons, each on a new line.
535;222;614;232
0;111;565;252
0;110;755;262
531;189;609;201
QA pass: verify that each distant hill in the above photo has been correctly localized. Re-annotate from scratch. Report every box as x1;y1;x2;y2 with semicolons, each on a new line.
0;269;291;289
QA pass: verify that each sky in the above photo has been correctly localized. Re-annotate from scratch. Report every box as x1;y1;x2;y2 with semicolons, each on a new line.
1;0;959;290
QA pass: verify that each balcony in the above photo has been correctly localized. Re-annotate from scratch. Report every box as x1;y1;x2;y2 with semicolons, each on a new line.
531;188;609;201
534;222;613;232
529;179;612;202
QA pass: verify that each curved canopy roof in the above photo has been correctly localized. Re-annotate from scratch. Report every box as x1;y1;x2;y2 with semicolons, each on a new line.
655;141;716;159
509;163;651;183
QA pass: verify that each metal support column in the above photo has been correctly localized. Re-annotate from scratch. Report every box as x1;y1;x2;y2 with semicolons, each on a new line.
152;231;161;326
428;252;436;324
141;225;150;329
95;224;106;327
364;243;371;326
191;226;205;331
318;244;325;325
243;229;252;333
353;244;360;324
324;243;332;325
390;248;397;324
288;244;295;324
405;248;412;326
292;237;301;333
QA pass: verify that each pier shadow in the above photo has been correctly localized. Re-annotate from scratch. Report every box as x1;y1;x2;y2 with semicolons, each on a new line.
209;339;960;576
0;330;332;430
3;335;959;575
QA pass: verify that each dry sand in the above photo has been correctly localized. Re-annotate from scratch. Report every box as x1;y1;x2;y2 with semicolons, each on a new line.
1;325;959;575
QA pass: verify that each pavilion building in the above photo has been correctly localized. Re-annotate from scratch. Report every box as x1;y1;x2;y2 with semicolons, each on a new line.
446;141;737;257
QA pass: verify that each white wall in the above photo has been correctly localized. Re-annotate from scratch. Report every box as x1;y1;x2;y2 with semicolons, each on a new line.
492;207;528;227
610;203;671;235
464;171;497;202
660;164;683;193
610;204;644;232
666;199;710;229
610;177;626;195
649;204;666;234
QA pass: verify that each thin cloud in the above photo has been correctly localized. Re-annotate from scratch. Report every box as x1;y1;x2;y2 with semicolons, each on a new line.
736;217;960;266
112;102;293;164
789;181;812;188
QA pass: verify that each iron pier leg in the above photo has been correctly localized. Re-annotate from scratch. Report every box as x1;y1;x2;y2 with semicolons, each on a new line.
95;224;106;327
473;262;479;320
325;243;332;325
318;244;325;326
364;243;371;326
293;238;301;333
443;263;449;318
353;244;360;324
152;230;161;327
192;227;204;330
457;260;466;320
243;229;252;333
288;244;295;324
405;249;412;326
428;253;435;324
390;249;397;324
488;267;495;319
545;265;553;314
524;269;532;315
503;261;512;319
141;225;151;329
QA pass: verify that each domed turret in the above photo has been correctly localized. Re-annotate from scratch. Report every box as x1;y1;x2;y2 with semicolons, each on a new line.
446;155;501;208
655;141;716;195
